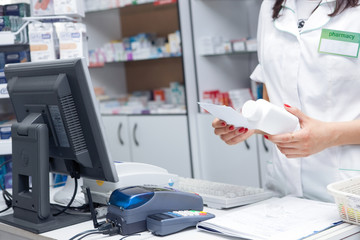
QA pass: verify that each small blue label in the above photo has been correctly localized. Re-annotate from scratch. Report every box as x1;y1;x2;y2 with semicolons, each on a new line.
71;32;80;38
42;33;51;39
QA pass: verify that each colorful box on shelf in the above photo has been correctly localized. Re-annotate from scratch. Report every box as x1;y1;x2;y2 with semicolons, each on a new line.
29;22;57;61
54;22;88;59
198;36;257;56
84;0;176;13
154;0;177;6
31;0;84;17
31;0;55;16
4;3;30;17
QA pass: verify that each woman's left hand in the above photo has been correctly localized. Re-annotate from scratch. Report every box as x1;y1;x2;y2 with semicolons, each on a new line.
265;105;334;158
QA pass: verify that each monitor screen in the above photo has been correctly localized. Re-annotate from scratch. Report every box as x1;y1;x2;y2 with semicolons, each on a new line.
0;58;119;233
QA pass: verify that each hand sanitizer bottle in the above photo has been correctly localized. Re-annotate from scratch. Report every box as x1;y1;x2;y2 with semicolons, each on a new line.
242;99;299;135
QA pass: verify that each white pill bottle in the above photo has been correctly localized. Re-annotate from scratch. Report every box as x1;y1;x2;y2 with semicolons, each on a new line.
242;99;299;135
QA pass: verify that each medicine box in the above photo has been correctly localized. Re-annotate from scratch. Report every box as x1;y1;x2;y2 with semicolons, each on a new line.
29;22;57;61
232;39;246;52
0;53;5;69
4;3;30;17
31;0;54;16
54;22;88;59
54;0;85;17
5;51;30;64
0;16;11;32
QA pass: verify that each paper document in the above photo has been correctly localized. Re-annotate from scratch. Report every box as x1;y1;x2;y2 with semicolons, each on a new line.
198;102;253;128
197;196;341;240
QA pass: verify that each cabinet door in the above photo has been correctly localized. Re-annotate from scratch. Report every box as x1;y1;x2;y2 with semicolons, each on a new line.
196;114;260;187
128;115;192;178
257;135;273;188
102;115;132;162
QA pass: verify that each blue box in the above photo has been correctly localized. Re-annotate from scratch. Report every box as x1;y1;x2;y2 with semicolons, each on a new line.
0;126;11;139
0;16;11;32
4;3;30;17
5;51;29;64
0;53;5;69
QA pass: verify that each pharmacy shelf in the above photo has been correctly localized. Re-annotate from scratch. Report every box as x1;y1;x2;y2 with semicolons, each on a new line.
22;16;79;23
85;0;177;13
0;15;78;46
202;50;257;57
0;139;11;155
89;54;182;68
0;44;29;52
0;84;9;99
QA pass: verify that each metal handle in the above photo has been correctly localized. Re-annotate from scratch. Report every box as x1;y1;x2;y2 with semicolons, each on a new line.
117;123;124;145
244;140;250;150
262;136;269;152
133;123;139;147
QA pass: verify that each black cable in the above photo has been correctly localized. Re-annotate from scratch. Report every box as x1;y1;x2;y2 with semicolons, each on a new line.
76;231;103;240
120;233;141;240
69;229;99;240
0;206;10;214
53;177;78;216
0;159;12;214
2;191;11;207
0;159;12;200
51;203;89;211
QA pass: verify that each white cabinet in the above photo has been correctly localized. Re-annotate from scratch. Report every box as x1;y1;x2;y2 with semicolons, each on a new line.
197;114;260;187
102;115;132;162
256;135;273;188
129;115;192;178
102;115;192;178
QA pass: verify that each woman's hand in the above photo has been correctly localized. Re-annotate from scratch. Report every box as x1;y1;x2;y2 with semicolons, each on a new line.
212;118;254;145
265;105;334;158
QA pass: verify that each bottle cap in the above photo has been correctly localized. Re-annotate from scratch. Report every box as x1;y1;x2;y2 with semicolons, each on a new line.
242;100;262;121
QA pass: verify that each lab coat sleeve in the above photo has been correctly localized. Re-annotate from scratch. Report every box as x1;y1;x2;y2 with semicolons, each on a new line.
249;0;266;83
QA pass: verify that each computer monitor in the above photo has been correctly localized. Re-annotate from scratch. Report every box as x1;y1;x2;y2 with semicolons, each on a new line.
0;58;119;233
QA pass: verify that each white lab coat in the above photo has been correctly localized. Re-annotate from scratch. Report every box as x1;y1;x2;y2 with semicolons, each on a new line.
251;0;360;202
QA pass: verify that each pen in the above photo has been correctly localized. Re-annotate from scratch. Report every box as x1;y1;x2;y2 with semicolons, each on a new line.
298;221;343;240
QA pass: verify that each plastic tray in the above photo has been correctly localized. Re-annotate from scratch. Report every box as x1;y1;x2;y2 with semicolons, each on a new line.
328;176;360;225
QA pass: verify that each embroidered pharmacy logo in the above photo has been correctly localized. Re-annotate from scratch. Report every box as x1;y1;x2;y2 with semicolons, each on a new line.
318;29;360;58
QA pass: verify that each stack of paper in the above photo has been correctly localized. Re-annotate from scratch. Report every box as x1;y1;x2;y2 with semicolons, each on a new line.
197;196;341;240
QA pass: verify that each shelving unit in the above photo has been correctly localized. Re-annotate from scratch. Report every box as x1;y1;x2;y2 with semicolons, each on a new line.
0;25;31;156
83;0;270;182
88;54;181;68
85;1;193;177
202;50;256;57
84;0;175;13
189;0;264;187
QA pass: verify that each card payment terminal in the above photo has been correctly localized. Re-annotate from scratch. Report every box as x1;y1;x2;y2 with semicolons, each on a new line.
106;186;203;235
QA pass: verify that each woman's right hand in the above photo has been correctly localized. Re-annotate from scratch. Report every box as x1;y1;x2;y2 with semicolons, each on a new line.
212;118;254;145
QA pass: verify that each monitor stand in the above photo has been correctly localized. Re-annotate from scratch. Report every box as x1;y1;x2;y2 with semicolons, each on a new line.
0;113;91;233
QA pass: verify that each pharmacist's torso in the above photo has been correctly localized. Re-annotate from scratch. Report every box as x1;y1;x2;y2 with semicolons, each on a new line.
258;0;360;202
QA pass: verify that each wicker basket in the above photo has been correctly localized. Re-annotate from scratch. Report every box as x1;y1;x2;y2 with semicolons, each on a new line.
327;176;360;225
